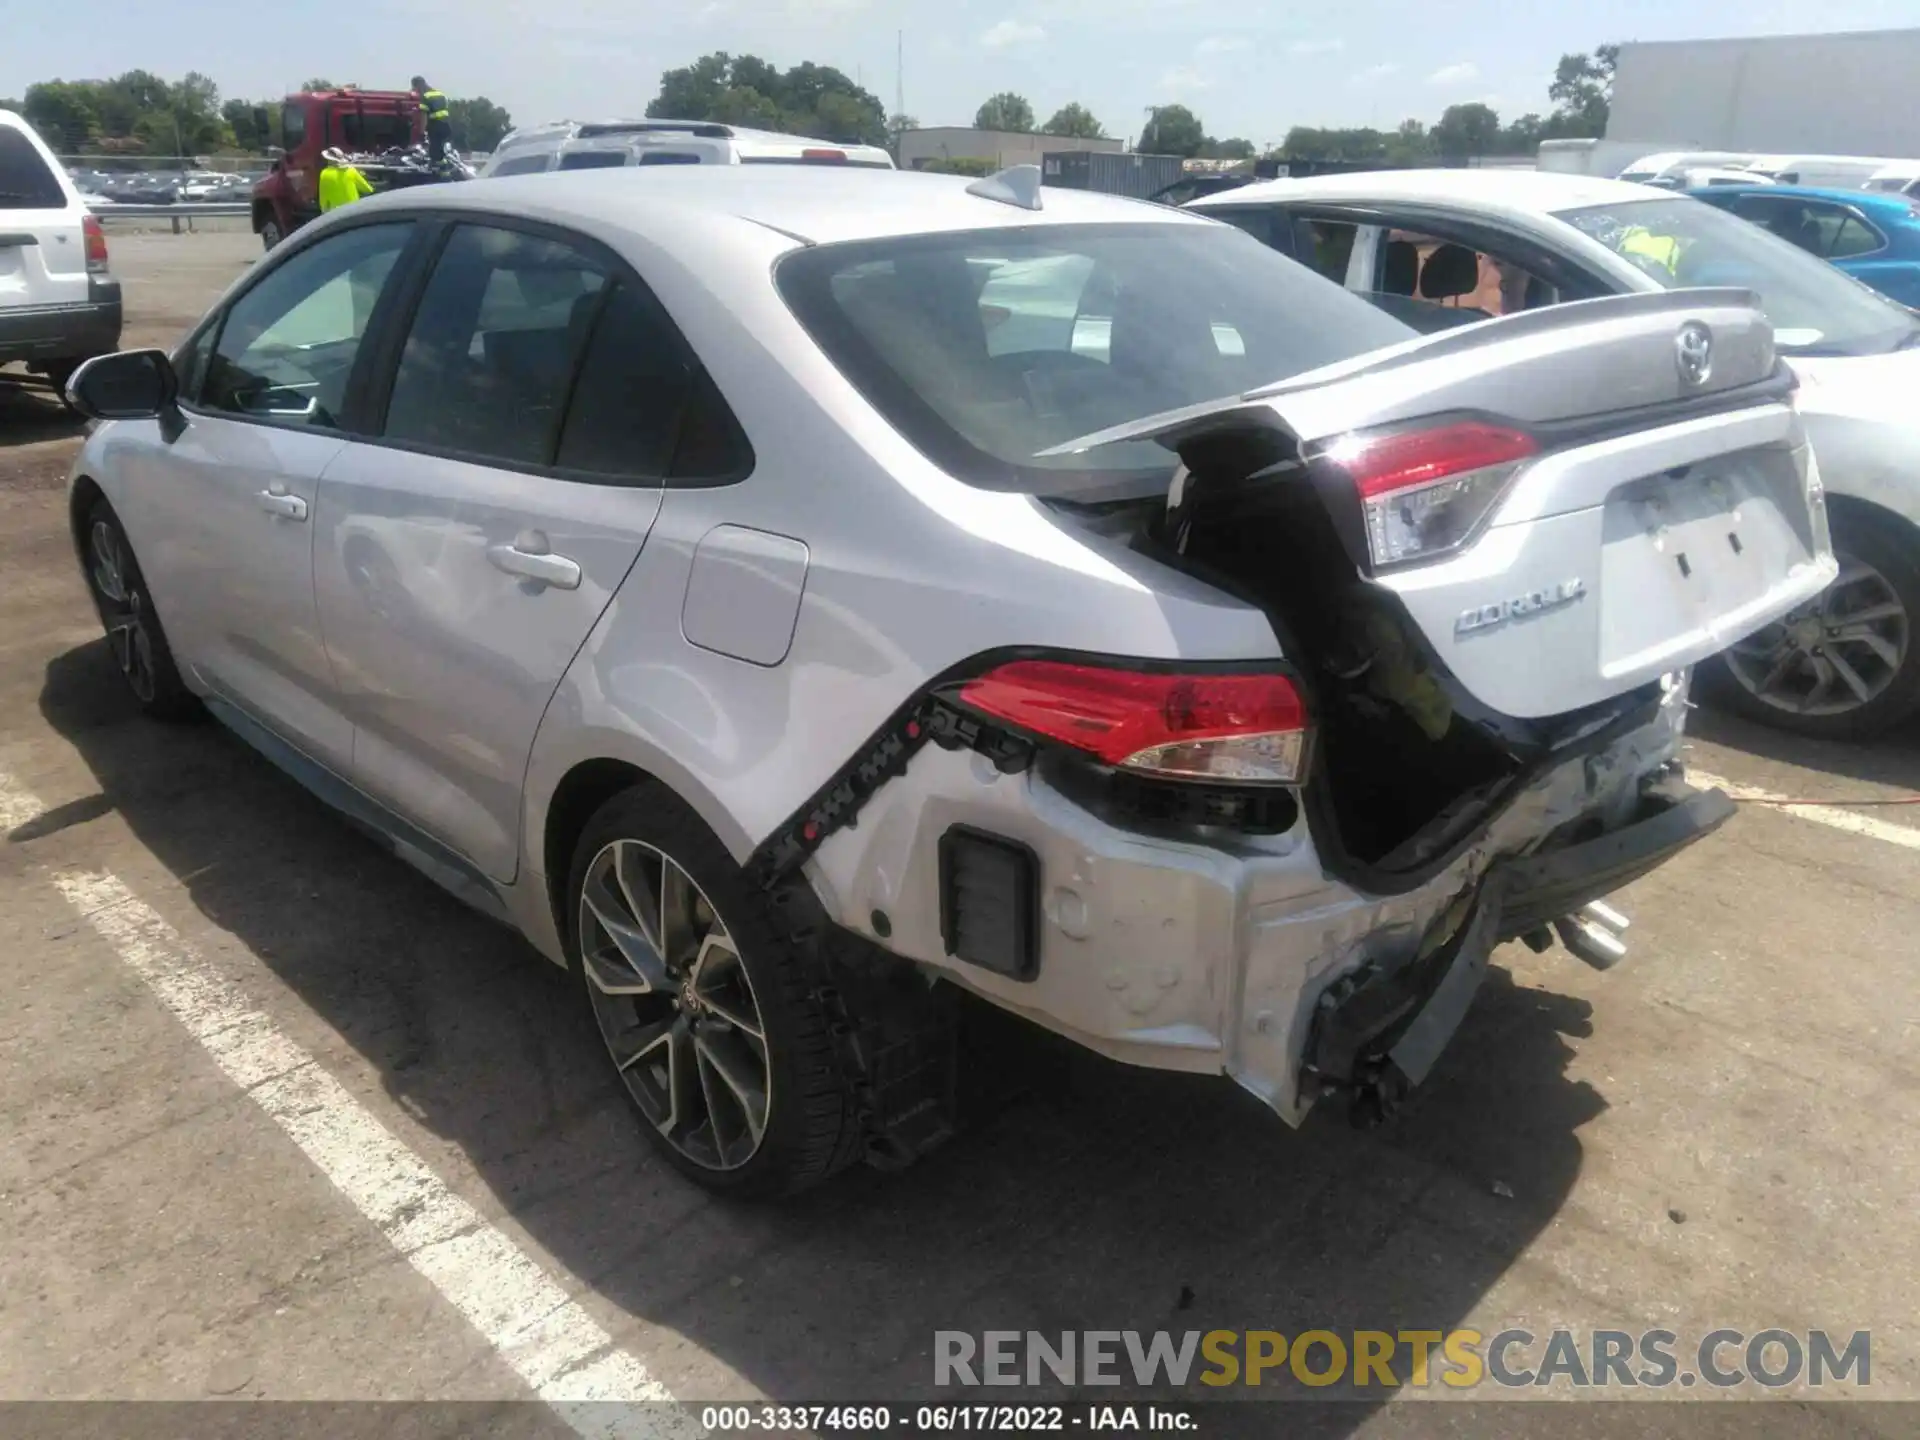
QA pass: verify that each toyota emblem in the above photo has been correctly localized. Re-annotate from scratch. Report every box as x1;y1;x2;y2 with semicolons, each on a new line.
1675;321;1713;388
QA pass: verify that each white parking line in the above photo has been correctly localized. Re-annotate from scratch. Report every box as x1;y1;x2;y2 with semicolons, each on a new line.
2;774;697;1438
1689;768;1920;852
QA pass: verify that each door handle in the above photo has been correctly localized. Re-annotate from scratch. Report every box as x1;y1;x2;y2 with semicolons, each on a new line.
487;530;581;591
257;484;308;521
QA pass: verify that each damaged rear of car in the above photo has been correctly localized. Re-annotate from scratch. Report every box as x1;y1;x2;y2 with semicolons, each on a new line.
774;227;1833;1135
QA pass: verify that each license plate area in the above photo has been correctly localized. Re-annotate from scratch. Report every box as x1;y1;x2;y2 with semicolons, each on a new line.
1598;446;1816;679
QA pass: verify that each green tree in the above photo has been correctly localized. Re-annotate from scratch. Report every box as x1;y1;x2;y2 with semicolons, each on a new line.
1281;125;1387;161
222;97;266;150
974;92;1035;133
1041;103;1103;138
1501;112;1546;154
1201;136;1255;159
1140;104;1206;157
447;96;513;151
1547;44;1618;137
886;112;919;154
300;78;338;93
1432;101;1501;157
1384;118;1434;164
647;52;887;145
22;82;101;152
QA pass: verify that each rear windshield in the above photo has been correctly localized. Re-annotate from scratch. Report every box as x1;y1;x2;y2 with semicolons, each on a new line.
0;126;67;209
776;222;1412;496
337;112;413;151
1557;196;1920;357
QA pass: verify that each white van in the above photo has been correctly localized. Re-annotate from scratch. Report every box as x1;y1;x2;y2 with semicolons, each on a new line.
1735;154;1899;189
1865;160;1920;195
480;119;894;177
1614;150;1757;185
0;109;121;399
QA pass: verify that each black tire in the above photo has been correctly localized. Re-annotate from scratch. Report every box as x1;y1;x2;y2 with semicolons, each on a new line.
565;783;862;1197
80;499;201;721
1701;505;1920;740
259;218;283;252
42;359;80;413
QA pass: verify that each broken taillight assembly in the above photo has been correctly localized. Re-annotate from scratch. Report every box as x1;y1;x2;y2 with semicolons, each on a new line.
957;659;1309;785
1318;420;1538;569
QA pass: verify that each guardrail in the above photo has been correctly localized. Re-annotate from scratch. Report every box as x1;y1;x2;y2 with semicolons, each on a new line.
90;202;252;234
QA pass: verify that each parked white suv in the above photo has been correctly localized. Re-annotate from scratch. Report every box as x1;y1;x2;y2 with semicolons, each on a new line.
480;119;894;177
0;110;122;399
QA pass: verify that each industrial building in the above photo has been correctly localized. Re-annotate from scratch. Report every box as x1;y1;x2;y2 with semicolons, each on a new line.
896;127;1122;171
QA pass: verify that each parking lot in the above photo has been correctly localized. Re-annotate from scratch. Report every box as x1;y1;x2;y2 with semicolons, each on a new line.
3;232;1919;1431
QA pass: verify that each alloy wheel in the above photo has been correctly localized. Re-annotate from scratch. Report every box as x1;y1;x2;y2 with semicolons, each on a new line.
1724;554;1910;717
89;519;157;703
579;838;770;1171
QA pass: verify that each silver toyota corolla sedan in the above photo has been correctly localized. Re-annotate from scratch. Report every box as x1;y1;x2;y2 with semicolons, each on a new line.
64;166;1834;1195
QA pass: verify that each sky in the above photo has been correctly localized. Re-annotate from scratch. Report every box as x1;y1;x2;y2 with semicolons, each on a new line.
5;0;1920;147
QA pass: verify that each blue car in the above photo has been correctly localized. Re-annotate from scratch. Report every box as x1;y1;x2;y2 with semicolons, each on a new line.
1688;184;1920;309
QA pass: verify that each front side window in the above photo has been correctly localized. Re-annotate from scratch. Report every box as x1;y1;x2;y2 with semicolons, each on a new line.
201;222;413;427
383;224;608;466
281;104;307;152
1558;195;1919;355
777;222;1411;497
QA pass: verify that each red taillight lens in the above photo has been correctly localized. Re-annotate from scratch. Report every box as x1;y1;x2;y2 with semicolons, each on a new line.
801;147;849;163
82;214;109;274
1320;420;1537;569
958;660;1309;784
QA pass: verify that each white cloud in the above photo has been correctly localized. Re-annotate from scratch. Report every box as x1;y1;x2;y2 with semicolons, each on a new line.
1351;62;1400;84
1288;38;1345;56
1426;61;1481;85
1195;36;1251;57
980;19;1046;48
1157;65;1214;92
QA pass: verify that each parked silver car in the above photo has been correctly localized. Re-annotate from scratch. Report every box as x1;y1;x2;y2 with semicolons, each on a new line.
64;167;1834;1195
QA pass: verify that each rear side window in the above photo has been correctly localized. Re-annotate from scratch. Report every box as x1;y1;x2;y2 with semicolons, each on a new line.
1824;214;1885;259
0;126;66;210
384;224;608;466
558;150;628;171
490;153;552;177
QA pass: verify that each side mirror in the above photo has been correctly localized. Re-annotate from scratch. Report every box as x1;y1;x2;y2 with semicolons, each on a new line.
252;106;271;139
66;350;178;422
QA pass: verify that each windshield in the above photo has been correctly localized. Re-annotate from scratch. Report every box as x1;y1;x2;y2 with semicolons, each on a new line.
1557;196;1920;357
777;222;1412;496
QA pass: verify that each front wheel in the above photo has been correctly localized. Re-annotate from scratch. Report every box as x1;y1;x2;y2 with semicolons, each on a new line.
81;500;200;720
259;217;283;252
1705;507;1920;739
566;784;862;1196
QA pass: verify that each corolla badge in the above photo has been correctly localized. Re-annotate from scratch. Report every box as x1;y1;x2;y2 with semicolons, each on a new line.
1675;321;1713;388
1455;578;1586;635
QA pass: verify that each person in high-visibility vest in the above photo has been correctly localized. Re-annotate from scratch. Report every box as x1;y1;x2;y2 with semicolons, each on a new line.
1619;224;1683;277
412;76;453;166
317;148;374;212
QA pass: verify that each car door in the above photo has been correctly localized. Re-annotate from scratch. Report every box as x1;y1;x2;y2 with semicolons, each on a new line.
313;218;745;883
122;219;420;771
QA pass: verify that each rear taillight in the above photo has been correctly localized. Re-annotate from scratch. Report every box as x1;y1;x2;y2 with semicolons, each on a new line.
82;214;109;275
1319;420;1537;569
958;660;1309;785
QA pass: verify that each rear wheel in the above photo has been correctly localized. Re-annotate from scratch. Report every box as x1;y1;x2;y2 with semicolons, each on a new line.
81;501;199;720
566;784;861;1196
1707;507;1920;739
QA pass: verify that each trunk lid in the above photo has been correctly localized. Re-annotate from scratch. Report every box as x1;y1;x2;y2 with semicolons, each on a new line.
1051;289;1838;720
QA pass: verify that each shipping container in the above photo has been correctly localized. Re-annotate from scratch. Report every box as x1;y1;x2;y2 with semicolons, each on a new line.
1041;150;1187;200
